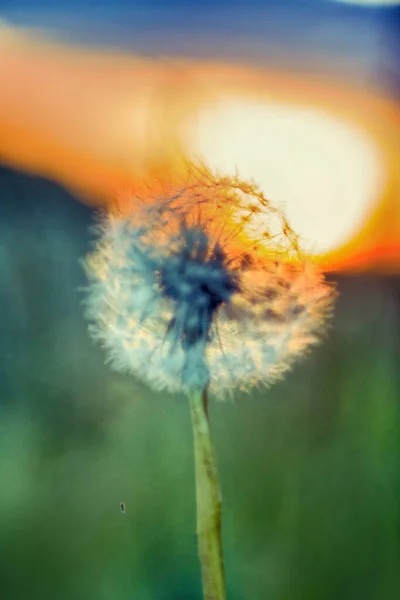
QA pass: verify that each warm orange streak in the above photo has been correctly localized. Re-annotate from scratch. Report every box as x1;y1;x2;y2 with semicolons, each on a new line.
185;64;400;274
0;26;399;272
0;27;204;202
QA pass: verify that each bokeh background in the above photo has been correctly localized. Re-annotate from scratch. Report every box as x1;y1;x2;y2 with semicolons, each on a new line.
0;1;400;599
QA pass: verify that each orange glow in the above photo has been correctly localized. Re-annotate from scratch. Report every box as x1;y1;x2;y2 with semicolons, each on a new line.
182;63;400;274
188;98;385;257
0;29;203;202
0;28;399;272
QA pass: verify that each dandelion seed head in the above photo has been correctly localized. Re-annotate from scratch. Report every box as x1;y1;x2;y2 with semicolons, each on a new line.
83;167;336;398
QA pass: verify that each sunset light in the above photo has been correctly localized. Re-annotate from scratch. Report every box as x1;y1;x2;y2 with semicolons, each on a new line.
189;98;386;258
0;23;399;272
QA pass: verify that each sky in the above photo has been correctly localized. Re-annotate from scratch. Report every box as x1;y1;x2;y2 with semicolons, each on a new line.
0;2;399;272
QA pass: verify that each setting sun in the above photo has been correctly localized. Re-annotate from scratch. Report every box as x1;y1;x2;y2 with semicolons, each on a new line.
188;98;385;258
0;24;399;272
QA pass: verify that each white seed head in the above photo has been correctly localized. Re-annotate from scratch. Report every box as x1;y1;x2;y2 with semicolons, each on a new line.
83;168;336;399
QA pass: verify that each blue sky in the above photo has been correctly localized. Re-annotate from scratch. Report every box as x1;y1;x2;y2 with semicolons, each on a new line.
1;0;398;94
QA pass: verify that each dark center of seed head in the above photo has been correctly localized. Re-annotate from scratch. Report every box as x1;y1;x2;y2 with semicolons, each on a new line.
159;227;239;347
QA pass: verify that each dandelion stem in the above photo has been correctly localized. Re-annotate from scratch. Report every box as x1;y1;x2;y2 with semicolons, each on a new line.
189;387;226;600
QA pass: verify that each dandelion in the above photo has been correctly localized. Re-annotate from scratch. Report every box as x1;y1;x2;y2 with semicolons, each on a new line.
83;166;336;600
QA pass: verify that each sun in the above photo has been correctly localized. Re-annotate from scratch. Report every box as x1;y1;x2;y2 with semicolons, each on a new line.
188;98;385;258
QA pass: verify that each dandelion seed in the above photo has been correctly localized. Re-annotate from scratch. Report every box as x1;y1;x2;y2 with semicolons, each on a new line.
83;166;336;399
83;165;336;600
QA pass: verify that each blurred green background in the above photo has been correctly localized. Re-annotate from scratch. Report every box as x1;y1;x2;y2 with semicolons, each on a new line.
0;165;399;600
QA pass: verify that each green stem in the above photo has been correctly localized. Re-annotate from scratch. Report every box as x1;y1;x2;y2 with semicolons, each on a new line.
189;387;226;600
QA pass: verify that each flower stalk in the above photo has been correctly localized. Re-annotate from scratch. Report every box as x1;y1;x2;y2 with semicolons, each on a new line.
189;387;226;600
83;168;336;598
